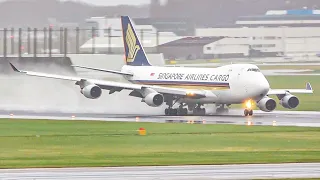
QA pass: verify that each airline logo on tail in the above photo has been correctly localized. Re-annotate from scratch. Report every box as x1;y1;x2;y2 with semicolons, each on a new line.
126;23;140;63
121;15;151;66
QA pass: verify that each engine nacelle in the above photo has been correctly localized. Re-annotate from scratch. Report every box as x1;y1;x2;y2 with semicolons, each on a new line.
257;97;277;112
143;93;164;107
81;84;102;99
280;94;299;109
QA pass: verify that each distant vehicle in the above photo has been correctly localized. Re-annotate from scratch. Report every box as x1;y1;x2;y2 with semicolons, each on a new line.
10;16;314;116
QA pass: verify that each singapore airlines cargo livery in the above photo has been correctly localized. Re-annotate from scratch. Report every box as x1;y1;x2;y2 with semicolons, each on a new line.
9;16;313;116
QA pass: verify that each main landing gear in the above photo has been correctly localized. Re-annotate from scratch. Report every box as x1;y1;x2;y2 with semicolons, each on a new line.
164;103;206;116
244;109;253;116
192;104;206;116
216;104;229;114
165;104;188;116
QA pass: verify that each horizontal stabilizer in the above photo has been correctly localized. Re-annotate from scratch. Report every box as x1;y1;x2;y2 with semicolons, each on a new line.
72;65;133;76
9;63;22;73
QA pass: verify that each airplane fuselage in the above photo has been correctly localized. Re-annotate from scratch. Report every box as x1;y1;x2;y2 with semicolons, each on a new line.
122;64;270;105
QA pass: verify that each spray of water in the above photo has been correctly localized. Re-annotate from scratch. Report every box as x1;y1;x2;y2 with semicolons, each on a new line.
0;63;165;115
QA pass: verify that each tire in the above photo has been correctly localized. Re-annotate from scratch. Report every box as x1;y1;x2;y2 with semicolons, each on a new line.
165;108;169;115
183;108;188;115
244;109;249;116
249;109;253;116
172;109;178;116
201;108;206;116
177;108;184;116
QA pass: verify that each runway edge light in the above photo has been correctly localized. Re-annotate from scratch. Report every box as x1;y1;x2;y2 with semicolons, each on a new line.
139;127;146;136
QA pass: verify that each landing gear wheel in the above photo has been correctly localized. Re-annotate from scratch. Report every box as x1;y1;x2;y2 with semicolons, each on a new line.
244;109;253;116
244;109;249;116
165;108;169;115
165;108;178;116
216;108;229;114
177;108;188;116
172;109;177;116
193;108;206;116
201;108;206;115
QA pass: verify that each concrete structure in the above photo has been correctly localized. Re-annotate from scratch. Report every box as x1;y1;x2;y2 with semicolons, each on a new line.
199;27;320;57
80;34;180;54
81;10;320;60
198;9;320;58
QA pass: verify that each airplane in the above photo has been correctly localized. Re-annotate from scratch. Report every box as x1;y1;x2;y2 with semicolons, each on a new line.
9;16;313;116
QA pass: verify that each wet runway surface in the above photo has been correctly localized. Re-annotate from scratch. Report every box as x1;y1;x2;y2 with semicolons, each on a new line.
0;109;320;127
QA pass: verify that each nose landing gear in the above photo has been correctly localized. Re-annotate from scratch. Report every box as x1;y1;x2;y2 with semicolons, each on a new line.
244;99;254;116
244;109;253;116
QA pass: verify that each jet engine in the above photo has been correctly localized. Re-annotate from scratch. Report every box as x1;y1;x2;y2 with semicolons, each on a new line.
257;97;277;112
81;84;102;99
143;93;164;107
280;94;299;109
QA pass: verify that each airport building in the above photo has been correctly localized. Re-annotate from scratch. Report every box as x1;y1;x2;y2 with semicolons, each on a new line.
80;9;320;60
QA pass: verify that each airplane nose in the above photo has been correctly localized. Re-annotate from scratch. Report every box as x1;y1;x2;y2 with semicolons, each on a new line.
258;77;270;96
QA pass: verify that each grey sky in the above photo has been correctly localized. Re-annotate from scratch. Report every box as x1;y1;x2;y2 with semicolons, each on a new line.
0;0;168;6
62;0;152;6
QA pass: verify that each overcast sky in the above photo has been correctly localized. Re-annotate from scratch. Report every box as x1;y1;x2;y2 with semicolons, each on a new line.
62;0;153;6
0;0;152;6
0;0;169;6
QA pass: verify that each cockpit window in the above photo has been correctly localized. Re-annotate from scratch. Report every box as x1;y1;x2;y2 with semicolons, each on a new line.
247;68;260;72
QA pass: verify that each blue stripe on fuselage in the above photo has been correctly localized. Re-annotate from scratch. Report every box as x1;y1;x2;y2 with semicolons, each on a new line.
129;80;230;87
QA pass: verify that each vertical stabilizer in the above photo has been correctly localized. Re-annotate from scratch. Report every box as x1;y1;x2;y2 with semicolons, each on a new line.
121;16;151;66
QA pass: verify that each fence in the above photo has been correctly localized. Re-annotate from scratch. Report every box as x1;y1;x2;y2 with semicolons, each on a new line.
0;27;161;57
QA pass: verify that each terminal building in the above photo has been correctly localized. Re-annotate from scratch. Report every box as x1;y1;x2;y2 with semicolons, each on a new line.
81;9;320;60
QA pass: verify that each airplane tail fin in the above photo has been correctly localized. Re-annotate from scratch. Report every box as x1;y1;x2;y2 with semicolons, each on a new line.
306;82;313;91
121;16;151;66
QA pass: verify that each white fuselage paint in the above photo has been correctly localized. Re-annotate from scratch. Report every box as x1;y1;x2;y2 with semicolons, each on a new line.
121;64;270;105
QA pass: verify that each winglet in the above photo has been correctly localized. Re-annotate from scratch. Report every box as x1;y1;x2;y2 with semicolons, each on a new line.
9;63;21;72
306;82;313;91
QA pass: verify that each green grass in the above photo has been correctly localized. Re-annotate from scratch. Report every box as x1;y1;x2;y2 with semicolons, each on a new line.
1;119;320;168
258;65;320;70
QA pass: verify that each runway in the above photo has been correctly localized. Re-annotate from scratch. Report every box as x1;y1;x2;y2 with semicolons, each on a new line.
1;109;320;127
0;163;320;180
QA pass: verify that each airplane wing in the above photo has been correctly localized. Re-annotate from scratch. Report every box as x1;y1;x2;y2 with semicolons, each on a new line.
72;65;134;76
268;82;313;95
10;63;207;98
